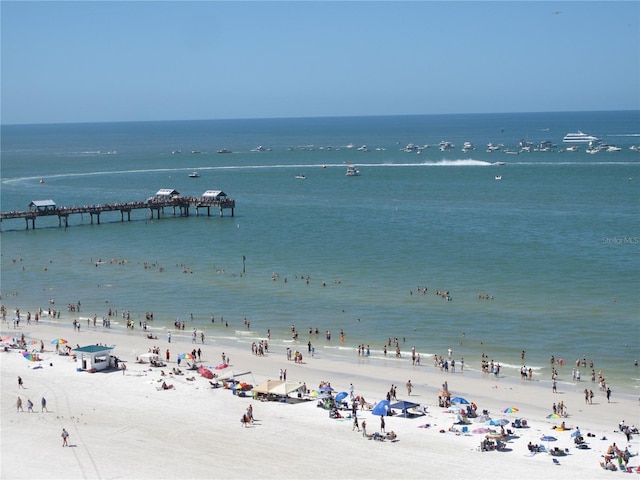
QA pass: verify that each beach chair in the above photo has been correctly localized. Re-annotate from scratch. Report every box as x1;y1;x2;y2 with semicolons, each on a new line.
552;458;560;465
461;426;469;434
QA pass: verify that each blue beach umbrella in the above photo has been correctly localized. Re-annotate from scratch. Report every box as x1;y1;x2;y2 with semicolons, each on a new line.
451;397;470;405
486;419;509;426
334;391;349;403
541;435;558;449
372;400;390;416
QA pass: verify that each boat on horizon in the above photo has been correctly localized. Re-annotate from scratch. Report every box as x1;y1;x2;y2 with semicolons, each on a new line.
563;131;599;143
188;172;200;178
295;173;307;180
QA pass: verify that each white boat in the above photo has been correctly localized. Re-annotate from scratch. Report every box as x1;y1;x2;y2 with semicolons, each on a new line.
188;172;200;178
462;142;475;152
565;145;580;152
346;165;360;176
606;145;622;152
495;175;502;180
563;131;599;143
295;173;306;180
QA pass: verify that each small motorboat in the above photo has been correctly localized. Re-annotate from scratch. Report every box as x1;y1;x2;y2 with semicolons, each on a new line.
495;175;502;180
346;165;360;176
295;173;307;180
188;172;200;178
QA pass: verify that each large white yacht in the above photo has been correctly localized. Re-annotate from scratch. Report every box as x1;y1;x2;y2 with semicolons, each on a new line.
563;131;599;143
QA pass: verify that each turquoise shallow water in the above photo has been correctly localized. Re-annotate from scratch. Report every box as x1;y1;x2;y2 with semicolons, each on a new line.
1;111;639;393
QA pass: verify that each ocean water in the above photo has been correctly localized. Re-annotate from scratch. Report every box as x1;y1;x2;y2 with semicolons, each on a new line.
1;111;639;394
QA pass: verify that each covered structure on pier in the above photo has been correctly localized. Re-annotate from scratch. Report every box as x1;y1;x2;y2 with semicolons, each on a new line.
29;199;56;212
154;189;180;199
201;190;228;200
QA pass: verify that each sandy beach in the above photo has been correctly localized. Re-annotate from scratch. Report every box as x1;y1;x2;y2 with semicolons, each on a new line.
2;312;638;480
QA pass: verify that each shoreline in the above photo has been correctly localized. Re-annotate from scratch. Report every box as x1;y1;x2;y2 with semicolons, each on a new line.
5;306;639;399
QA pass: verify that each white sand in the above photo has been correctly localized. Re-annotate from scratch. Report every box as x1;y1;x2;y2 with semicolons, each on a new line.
2;314;638;479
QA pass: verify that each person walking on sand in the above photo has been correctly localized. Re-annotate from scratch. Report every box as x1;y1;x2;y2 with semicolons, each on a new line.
352;415;360;432
17;396;23;412
606;387;612;403
18;376;24;389
27;399;34;412
361;420;367;437
406;380;413;396
380;416;386;434
61;428;69;446
41;396;48;412
167;331;171;343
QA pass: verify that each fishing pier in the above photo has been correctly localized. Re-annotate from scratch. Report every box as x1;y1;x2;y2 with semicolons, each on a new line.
0;189;235;230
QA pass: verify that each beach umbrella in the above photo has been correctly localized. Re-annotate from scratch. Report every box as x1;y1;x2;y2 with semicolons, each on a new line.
540;435;557;449
1;335;12;342
214;363;228;370
198;367;214;379
178;353;194;360
571;429;581;438
547;413;561;419
335;391;349;403
486;419;509;426
51;338;68;345
372;400;390;416
451;397;470;405
472;427;490;434
501;407;519;414
486;432;503;439
22;352;37;361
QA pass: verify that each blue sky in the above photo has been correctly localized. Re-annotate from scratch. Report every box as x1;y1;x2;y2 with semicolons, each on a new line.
2;1;639;124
